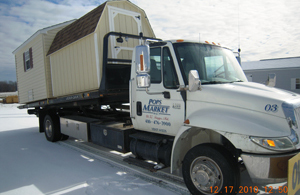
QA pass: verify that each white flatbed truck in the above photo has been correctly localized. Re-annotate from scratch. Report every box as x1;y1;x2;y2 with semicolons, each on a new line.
20;32;300;195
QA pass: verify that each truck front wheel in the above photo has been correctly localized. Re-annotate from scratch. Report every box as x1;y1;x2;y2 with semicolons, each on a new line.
182;144;240;195
44;115;61;142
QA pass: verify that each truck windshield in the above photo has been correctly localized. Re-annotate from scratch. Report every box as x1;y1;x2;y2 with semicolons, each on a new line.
173;42;247;85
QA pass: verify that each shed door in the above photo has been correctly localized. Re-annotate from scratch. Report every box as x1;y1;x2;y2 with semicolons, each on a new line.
108;6;142;60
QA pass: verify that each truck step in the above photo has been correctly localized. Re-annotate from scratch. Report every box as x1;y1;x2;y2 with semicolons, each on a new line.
123;157;159;172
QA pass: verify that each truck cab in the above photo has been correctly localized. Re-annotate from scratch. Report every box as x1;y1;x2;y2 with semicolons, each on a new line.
130;39;300;194
131;40;247;136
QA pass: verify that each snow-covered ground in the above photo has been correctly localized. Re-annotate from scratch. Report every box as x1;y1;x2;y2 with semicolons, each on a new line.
0;104;178;195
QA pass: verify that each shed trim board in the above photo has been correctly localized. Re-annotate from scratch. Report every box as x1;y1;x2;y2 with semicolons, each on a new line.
94;33;101;85
41;33;49;98
50;56;54;97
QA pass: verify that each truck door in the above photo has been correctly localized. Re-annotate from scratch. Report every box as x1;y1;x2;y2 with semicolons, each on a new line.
131;44;185;136
108;5;142;59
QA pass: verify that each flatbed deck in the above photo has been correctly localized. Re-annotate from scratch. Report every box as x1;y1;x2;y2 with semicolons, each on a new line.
18;89;129;109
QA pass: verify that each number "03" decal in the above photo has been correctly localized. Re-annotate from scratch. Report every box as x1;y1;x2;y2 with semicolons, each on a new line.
265;104;278;112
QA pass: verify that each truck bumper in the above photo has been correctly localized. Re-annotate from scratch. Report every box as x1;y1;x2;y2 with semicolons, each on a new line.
241;151;299;184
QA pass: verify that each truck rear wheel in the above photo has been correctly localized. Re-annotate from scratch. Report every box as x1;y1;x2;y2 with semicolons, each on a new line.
44;114;61;142
182;144;239;195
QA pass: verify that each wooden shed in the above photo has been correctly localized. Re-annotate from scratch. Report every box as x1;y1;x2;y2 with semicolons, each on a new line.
5;95;19;104
47;0;155;97
13;20;76;104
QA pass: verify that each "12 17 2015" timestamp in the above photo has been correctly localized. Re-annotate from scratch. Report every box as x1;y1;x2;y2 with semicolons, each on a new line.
210;186;288;193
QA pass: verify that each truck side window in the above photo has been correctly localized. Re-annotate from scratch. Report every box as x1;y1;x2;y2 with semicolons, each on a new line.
163;47;179;89
149;47;162;83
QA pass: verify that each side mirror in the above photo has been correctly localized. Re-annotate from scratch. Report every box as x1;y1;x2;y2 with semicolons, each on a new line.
135;45;150;74
266;73;276;87
137;74;151;88
135;44;151;89
189;70;201;92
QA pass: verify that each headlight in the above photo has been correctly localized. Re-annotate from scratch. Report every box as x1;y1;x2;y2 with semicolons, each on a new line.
250;129;298;151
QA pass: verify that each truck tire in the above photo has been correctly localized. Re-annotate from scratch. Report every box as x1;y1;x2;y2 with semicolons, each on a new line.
182;144;240;195
44;114;61;142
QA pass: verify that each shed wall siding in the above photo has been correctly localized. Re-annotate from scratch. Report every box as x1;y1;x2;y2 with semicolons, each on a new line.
15;34;47;103
50;34;98;97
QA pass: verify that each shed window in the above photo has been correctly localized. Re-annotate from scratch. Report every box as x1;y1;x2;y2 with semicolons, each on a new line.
23;48;33;72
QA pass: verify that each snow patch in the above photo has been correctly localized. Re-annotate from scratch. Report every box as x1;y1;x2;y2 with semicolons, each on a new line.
0;103;38;131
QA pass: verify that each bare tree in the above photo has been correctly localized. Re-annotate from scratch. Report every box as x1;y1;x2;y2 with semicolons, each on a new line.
0;81;17;92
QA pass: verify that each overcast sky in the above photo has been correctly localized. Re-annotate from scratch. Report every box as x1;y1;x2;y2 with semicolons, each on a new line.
1;0;299;82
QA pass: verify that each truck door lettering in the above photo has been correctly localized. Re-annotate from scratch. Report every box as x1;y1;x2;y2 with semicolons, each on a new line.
149;99;162;105
143;99;170;115
154;120;160;125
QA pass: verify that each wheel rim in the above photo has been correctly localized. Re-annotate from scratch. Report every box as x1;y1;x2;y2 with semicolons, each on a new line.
190;156;223;194
45;119;53;138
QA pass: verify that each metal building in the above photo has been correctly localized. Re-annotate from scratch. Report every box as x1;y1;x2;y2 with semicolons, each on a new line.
242;57;300;94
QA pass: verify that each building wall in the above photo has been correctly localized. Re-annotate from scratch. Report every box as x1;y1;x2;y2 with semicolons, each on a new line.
244;68;300;94
50;34;98;97
15;34;47;103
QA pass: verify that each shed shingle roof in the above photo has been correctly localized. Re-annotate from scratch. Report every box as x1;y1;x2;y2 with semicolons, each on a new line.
47;2;106;55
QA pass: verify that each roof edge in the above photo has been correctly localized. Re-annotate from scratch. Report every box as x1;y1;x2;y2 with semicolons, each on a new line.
12;19;76;54
243;67;300;71
260;56;300;61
